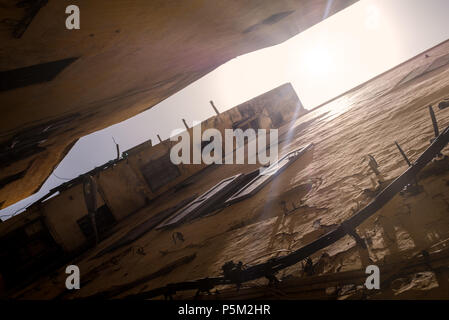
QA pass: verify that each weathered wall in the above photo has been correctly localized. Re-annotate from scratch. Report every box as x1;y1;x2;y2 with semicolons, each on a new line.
9;40;449;300
95;161;149;221
0;82;304;258
42;183;105;252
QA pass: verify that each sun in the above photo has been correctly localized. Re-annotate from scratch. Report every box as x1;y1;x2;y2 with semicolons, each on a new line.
302;45;334;78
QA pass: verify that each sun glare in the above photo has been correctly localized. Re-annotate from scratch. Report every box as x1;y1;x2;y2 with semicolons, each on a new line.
364;4;381;30
302;45;335;78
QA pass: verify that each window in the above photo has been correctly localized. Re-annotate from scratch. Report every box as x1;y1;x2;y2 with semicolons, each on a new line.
77;205;116;242
232;116;258;131
396;52;449;88
141;155;181;192
225;143;313;205
427;53;449;73
0;170;26;189
156;143;313;229
156;174;250;229
0;58;78;91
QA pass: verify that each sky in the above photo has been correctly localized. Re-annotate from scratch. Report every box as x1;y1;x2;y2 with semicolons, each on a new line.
2;0;449;220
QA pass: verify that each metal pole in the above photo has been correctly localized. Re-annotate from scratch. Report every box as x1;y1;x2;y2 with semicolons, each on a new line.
395;141;411;167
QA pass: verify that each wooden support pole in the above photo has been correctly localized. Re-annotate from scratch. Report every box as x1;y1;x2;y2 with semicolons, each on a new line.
429;105;440;138
112;137;120;160
395;141;412;167
182;118;189;130
210;100;220;115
